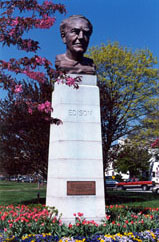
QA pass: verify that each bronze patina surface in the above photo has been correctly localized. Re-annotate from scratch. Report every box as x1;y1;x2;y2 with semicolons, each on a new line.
67;181;96;195
55;15;96;75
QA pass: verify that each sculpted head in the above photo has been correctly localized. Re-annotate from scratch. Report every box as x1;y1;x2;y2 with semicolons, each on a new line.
55;15;95;74
60;15;93;61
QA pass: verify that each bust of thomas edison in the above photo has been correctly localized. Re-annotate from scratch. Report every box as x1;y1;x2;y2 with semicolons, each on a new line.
55;15;96;75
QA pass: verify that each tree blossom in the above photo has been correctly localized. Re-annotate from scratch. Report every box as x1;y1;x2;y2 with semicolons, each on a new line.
0;0;76;120
14;84;23;93
56;75;81;89
23;70;45;83
35;56;46;65
65;77;76;86
8;28;16;36
38;103;45;112
43;0;50;6
35;17;56;29
28;107;33;115
38;101;52;113
10;17;19;26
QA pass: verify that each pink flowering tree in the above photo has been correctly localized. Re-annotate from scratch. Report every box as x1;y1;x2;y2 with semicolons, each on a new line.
0;0;80;177
0;0;79;117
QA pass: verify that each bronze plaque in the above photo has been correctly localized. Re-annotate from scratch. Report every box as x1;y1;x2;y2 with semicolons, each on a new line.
67;181;96;195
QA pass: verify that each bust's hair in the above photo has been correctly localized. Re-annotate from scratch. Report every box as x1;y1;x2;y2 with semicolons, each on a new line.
60;15;93;38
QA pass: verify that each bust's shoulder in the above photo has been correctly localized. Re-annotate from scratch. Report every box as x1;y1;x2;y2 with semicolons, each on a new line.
55;54;94;64
55;54;96;74
55;54;68;71
83;56;94;64
55;54;67;62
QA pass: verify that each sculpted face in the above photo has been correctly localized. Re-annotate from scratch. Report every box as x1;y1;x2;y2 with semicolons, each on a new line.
56;15;95;74
62;18;91;60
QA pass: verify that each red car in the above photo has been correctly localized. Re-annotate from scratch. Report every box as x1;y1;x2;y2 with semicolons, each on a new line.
116;178;155;191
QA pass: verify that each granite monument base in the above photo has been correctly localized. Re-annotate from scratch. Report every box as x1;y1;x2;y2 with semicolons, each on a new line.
46;74;105;223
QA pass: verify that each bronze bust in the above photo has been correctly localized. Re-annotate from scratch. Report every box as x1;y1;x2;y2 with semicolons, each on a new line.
55;15;96;75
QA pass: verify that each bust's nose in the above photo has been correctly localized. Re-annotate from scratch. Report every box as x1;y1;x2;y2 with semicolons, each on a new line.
78;30;84;39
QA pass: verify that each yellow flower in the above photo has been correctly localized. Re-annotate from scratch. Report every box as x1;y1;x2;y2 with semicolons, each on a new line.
104;234;113;238
135;239;142;242
150;232;156;239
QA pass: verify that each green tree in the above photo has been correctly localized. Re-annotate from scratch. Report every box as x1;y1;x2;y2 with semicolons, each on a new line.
87;42;159;171
130;99;159;143
113;140;151;178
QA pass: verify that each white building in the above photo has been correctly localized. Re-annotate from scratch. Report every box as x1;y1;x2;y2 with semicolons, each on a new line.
105;161;129;180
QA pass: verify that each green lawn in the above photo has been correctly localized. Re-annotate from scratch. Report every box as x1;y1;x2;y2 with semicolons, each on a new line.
0;181;46;205
1;181;159;208
106;190;159;208
0;181;39;190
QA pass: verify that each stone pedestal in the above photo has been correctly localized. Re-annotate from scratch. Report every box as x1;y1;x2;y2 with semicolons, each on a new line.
46;75;105;223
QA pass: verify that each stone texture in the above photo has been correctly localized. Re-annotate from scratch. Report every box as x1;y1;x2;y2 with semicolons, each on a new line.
46;74;105;223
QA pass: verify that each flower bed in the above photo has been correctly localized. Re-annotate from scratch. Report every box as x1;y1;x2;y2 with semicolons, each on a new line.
1;230;159;242
0;204;159;241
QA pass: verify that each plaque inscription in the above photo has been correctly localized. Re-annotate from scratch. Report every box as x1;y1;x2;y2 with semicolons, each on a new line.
67;181;96;195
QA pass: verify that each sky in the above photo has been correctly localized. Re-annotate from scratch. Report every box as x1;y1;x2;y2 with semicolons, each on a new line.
0;0;159;97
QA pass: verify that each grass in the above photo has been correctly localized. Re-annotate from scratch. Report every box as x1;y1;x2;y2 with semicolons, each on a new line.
0;181;39;190
106;190;159;208
1;181;159;208
0;181;46;205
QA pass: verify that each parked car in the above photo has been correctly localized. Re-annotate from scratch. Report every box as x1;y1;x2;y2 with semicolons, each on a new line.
105;179;118;188
152;185;159;194
116;179;155;191
9;176;17;181
0;176;6;181
21;176;34;183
